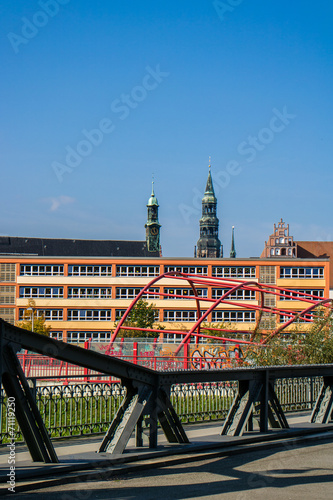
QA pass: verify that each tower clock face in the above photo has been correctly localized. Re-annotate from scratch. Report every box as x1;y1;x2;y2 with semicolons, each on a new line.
150;226;159;235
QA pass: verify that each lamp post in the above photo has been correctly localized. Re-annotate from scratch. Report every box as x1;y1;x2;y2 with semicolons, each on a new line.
27;307;35;332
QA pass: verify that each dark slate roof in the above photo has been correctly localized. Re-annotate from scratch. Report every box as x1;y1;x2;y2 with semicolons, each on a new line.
0;236;160;257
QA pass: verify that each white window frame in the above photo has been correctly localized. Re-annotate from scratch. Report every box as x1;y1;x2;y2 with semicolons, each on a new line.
280;267;324;279
68;265;112;277
20;264;64;276
67;287;112;299
116;266;160;277
20;287;64;298
212;310;255;322
67;309;111;321
212;266;256;278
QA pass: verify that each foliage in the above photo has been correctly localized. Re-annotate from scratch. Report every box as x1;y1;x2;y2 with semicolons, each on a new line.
115;299;163;338
16;299;51;337
246;307;333;366
201;322;246;344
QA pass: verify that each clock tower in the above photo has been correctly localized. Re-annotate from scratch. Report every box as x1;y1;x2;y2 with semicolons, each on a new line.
145;181;161;253
195;163;222;258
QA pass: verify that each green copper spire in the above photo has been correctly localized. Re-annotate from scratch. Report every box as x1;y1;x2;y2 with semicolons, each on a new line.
145;178;161;253
147;181;158;206
205;164;215;196
230;226;236;258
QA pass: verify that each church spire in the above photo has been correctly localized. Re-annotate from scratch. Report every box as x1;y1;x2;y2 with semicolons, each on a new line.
230;226;236;258
205;163;215;196
145;177;161;253
195;161;222;258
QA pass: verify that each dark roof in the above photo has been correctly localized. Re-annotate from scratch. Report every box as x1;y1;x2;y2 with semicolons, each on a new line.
0;236;159;257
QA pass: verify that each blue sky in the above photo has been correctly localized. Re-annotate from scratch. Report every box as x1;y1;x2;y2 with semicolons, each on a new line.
1;0;333;257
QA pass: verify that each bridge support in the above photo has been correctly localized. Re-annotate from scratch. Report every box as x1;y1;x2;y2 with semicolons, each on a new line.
1;320;333;462
221;374;289;436
99;384;189;454
1;343;58;463
311;376;333;424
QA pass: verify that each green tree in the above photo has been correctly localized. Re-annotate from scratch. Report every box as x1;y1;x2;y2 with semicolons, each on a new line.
115;299;162;338
16;299;51;337
201;322;246;343
246;307;333;366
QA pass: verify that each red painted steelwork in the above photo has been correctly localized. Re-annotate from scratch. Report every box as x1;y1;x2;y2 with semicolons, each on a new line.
108;272;332;350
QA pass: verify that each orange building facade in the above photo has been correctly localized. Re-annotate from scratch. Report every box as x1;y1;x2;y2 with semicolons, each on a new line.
0;255;329;343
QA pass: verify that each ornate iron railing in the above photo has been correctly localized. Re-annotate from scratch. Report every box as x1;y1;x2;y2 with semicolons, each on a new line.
0;375;323;444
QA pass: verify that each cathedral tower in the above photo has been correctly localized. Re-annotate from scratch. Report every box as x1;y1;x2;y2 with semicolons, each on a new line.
195;164;222;258
145;181;161;253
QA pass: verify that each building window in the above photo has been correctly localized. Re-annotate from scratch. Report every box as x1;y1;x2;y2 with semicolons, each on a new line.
163;288;207;299
115;309;127;320
20;264;64;276
279;312;314;323
68;265;112;276
67;331;111;343
67;309;111;321
19;309;63;321
116;266;160;277
20;287;64;298
212;288;256;300
211;310;255;322
163;310;198;321
115;287;160;299
280;289;324;301
67;287;112;299
164;266;208;275
212;267;256;278
280;267;324;279
50;331;63;341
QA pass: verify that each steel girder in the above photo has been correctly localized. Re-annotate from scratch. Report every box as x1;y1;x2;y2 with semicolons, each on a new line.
1;320;333;462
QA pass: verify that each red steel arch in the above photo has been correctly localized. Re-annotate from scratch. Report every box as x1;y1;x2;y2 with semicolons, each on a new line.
109;272;332;350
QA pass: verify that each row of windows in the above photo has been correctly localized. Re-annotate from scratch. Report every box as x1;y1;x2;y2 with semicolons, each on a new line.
280;267;324;279
279;312;314;323
212;267;256;278
68;265;112;276
19;309;111;321
18;286;214;300
115;287;160;299
162;310;256;322
68;287;112;299
116;266;160;277
14;264;328;281
67;310;111;321
164;266;208;275
270;248;294;256
19;309;64;321
279;289;324;301
20;287;64;298
20;265;64;276
212;311;256;322
212;289;256;300
163;288;207;298
49;331;111;342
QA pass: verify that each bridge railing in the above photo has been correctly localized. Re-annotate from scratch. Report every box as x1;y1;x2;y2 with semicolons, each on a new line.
0;375;323;444
16;351;242;380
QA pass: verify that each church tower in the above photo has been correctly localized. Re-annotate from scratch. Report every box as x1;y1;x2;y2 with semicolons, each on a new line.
145;181;161;253
195;164;222;258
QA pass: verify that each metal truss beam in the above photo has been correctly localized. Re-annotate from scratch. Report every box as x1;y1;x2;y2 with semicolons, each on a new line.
1;320;333;462
221;374;290;436
311;376;333;424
